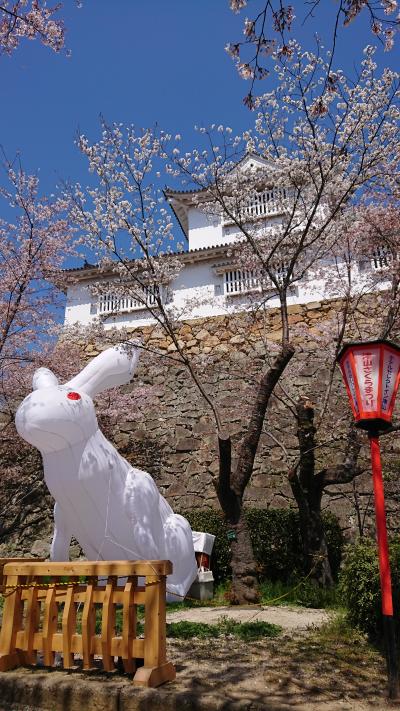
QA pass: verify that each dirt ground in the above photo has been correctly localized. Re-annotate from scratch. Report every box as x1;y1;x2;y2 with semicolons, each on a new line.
0;608;393;711
165;628;389;711
166;603;331;631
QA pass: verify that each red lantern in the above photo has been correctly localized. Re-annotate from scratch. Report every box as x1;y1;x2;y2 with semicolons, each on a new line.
338;339;400;432
338;338;400;699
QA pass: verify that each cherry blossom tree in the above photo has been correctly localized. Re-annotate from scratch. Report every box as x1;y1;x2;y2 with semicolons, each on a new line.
69;41;399;600
227;0;399;107
0;154;74;409
0;150;159;551
0;155;75;547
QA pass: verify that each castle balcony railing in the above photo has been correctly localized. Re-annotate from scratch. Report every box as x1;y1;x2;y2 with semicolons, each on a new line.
98;285;158;316
222;188;288;225
223;264;288;297
370;245;398;273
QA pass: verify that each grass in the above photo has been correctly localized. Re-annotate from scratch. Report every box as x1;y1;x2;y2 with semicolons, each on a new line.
165;617;282;640
296;610;383;671
115;609;282;641
259;578;341;609
0;574;342;645
165;579;341;612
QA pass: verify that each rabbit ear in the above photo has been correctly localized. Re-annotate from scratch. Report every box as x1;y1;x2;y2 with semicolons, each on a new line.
33;368;59;391
64;343;140;399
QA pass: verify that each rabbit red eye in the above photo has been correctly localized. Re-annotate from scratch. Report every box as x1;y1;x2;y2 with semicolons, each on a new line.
67;392;81;401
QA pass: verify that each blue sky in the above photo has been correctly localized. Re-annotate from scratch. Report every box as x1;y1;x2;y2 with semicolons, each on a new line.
0;1;397;196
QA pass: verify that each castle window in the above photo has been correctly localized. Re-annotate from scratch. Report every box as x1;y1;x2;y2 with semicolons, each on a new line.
98;285;158;316
222;188;288;225
223;263;288;296
224;269;261;296
370;244;396;272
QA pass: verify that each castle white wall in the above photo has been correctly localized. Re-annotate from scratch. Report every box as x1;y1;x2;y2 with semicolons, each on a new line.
63;196;385;332
63;256;338;332
64;283;93;326
187;208;224;251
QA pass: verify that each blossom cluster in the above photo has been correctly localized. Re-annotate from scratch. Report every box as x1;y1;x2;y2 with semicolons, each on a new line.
226;0;398;106
0;1;67;54
0;157;77;415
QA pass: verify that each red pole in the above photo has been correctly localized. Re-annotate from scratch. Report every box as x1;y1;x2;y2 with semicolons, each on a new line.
370;436;393;616
369;435;398;698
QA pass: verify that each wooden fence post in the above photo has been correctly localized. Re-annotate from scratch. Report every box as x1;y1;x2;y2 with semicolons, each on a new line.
81;576;96;670
122;577;136;674
62;583;76;669
133;570;175;687
0;574;23;671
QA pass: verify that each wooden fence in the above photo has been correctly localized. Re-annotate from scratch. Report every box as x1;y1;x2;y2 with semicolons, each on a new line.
0;559;175;687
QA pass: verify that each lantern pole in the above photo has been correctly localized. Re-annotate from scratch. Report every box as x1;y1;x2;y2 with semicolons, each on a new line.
369;431;399;700
338;339;400;700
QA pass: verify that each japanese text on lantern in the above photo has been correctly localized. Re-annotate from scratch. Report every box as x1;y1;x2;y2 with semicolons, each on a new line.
344;357;359;414
362;352;374;409
382;354;394;412
381;350;400;414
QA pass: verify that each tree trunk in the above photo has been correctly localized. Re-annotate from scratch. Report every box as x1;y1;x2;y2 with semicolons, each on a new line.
228;510;260;604
289;472;333;585
290;399;363;587
215;345;295;603
290;397;334;586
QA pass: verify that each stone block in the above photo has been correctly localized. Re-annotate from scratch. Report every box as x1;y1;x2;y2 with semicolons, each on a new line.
175;425;191;438
119;421;137;432
214;344;229;354
230;335;245;344
30;539;50;558
175;437;199;452
195;329;210;341
204;335;220;347
193;421;214;434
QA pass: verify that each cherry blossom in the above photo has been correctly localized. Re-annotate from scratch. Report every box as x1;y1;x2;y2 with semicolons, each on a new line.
0;154;76;416
227;0;399;107
0;1;81;55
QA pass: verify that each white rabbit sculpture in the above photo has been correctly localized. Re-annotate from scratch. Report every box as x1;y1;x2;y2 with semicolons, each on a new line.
15;344;198;599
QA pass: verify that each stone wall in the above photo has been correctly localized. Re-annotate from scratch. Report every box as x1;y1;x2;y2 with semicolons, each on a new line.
85;296;400;540
2;295;400;560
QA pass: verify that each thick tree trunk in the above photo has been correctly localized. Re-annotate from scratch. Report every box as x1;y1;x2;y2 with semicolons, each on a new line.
290;399;363;587
290;474;334;586
215;435;260;602
290;397;334;585
228;511;260;604
215;345;295;603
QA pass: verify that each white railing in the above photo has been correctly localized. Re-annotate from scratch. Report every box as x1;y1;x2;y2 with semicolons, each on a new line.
223;188;287;225
224;264;288;296
224;269;261;296
98;286;158;315
370;245;397;272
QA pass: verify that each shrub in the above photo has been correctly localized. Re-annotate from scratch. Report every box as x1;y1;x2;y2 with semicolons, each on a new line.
183;507;343;585
339;538;400;641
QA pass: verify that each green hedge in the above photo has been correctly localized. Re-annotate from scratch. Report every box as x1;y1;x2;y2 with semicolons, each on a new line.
183;507;343;585
339;538;400;641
